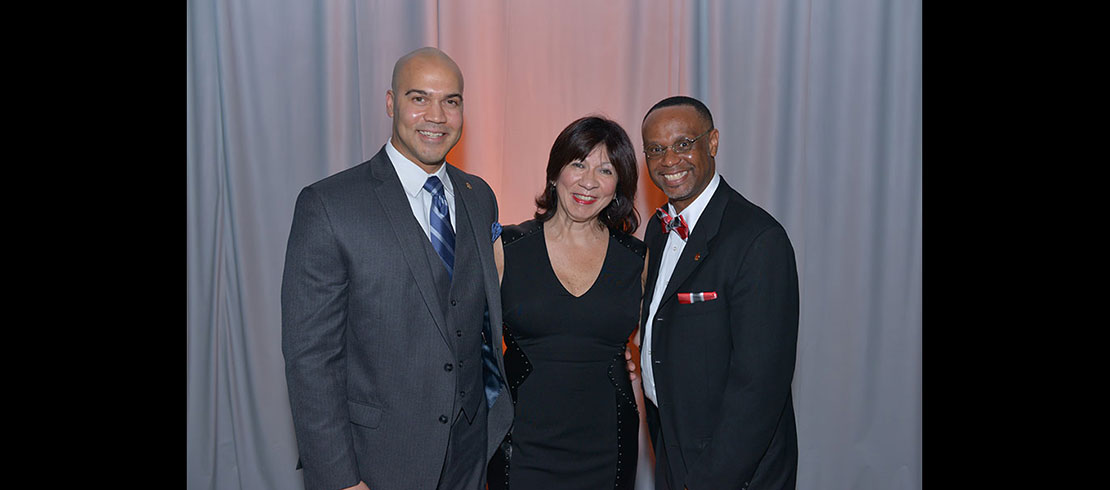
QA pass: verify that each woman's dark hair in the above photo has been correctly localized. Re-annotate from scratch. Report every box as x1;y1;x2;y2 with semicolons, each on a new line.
534;116;640;234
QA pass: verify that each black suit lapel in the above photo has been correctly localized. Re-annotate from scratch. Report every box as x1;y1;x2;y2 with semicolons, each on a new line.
656;181;728;312
368;149;451;342
641;214;666;345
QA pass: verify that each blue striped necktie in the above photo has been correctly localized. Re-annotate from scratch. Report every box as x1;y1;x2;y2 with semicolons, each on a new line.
423;176;455;278
425;176;504;407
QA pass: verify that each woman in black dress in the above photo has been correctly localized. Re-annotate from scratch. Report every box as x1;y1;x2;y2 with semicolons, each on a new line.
488;116;644;489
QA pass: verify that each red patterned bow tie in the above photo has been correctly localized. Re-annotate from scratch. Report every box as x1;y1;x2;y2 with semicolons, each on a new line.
656;207;689;240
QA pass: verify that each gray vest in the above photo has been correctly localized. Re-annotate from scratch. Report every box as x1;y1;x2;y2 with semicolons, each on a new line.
420;192;487;422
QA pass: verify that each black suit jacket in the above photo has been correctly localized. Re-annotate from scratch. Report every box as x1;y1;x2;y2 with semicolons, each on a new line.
281;147;513;490
641;177;799;490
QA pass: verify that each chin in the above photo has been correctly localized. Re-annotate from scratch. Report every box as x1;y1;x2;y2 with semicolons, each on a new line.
560;209;602;225
416;152;448;165
661;189;689;202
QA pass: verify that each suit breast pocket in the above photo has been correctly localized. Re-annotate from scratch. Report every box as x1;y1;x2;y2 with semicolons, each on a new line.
675;292;726;316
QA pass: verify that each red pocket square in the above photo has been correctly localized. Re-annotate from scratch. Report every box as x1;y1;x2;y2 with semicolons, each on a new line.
678;292;718;304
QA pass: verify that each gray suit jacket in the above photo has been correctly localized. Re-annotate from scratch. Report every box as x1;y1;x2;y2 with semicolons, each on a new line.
281;146;513;490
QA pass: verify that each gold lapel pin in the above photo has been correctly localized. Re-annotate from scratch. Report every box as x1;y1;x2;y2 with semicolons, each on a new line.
694;253;701;261
465;182;472;189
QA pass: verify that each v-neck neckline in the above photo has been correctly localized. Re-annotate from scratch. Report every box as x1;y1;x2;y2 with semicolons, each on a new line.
540;222;611;299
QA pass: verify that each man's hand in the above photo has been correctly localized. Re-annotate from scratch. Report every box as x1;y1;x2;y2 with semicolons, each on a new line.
625;347;638;382
343;482;370;490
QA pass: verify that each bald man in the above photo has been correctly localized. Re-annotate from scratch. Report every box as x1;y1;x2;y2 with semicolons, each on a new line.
282;47;512;490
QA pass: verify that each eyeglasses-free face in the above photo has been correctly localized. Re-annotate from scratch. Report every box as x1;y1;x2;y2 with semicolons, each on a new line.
386;54;464;172
553;144;619;225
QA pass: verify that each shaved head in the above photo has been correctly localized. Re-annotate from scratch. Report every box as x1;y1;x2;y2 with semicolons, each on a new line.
386;46;466;171
391;47;464;94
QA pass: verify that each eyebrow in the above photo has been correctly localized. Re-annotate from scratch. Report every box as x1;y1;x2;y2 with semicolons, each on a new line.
404;89;463;101
578;160;615;167
646;135;698;146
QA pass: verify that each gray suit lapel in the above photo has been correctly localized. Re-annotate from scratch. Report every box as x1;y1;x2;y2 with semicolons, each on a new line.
446;165;508;403
368;151;451;342
446;165;499;316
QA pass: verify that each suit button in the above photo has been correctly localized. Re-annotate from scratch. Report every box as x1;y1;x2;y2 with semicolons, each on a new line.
456;329;463;337
460;391;466;397
439;415;449;423
444;363;453;371
451;299;457;306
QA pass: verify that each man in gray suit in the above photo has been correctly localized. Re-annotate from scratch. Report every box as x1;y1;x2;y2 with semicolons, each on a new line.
281;47;512;490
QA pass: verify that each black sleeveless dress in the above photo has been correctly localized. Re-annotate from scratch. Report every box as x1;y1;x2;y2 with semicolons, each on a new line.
487;219;644;490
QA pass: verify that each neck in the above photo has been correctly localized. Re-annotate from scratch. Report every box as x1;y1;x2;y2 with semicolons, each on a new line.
388;137;445;174
670;183;711;215
418;161;444;175
545;212;607;243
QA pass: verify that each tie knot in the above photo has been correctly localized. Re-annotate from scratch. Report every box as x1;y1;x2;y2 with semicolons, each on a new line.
423;176;444;195
656;207;689;240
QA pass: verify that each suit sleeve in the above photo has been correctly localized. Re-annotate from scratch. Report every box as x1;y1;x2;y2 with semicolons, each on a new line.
685;225;800;489
280;186;361;490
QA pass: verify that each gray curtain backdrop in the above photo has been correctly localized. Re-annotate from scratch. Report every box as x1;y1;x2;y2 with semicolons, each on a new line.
186;1;922;489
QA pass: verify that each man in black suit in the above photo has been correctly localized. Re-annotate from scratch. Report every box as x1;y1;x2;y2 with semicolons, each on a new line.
281;47;512;490
638;96;800;489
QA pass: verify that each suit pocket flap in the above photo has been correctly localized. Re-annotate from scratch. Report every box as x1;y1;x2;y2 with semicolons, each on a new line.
348;400;382;428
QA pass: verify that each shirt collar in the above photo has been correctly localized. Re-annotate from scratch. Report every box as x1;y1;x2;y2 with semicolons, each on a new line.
668;172;720;235
385;137;453;199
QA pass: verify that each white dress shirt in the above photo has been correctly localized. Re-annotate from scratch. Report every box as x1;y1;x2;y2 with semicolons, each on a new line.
385;138;456;238
641;173;721;406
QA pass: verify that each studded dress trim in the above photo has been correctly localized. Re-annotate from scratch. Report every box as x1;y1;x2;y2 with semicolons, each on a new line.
487;219;643;489
500;221;541;248
487;324;530;490
608;345;639;490
489;329;638;490
501;324;533;405
610;228;647;260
